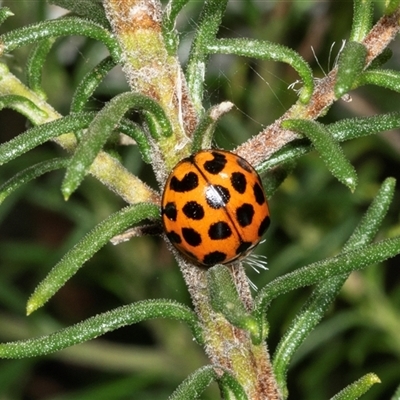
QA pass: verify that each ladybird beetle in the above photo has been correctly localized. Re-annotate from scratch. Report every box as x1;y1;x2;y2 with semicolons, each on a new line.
161;150;270;267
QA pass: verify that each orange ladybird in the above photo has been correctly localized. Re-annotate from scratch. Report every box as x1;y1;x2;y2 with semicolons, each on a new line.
161;150;270;267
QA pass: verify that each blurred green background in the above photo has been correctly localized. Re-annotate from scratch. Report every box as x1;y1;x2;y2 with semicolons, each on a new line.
0;0;400;399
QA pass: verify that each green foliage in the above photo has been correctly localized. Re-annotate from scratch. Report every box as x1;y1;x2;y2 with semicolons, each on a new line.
335;41;368;98
26;203;160;314
350;0;373;41
169;366;217;400
281;119;358;191
1;0;400;399
0;16;120;60
207;38;314;103
271;178;396;396
0;113;94;165
207;265;260;342
61;93;172;199
0;299;202;357
330;374;381;400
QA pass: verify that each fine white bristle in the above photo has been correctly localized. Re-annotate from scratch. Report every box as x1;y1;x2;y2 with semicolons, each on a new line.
247;276;258;291
243;253;269;291
244;253;269;274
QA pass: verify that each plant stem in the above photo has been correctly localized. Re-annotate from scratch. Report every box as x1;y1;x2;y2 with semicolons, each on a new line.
236;8;400;168
103;0;199;173
0;63;158;205
178;256;283;400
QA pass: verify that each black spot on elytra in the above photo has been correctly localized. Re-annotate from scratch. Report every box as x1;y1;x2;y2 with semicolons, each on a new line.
235;241;253;255
206;185;231;209
203;152;227;174
258;216;270;237
170;172;199;192
163;202;177;221
236;203;255;227
253;182;266;205
167;231;181;244
236;156;252;173
231;172;247;194
182;201;205;220
208;221;232;240
203;251;227;265
182;227;202;246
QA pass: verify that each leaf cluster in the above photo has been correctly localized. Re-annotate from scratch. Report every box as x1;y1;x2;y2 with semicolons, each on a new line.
0;0;400;399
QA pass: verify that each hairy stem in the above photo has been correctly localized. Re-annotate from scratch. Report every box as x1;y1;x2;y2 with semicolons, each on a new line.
236;8;400;167
103;0;198;174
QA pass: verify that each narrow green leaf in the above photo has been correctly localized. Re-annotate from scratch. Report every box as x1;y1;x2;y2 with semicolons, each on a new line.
391;383;400;400
0;113;95;166
254;235;400;318
350;0;374;42
271;178;396;392
162;0;190;54
355;69;400;93
69;56;117;150
49;0;110;28
191;101;233;152
219;372;248;400
62;93;172;199
367;48;392;70
70;56;116;113
335;41;367;98
328;112;400;142
0;158;69;204
261;161;296;198
258;112;400;173
207;265;260;340
282;119;357;191
169;366;216;400
186;0;229;112
272;280;339;398
329;373;380;400
0;94;48;121
0;7;13;26
26;38;57;98
27;203;160;314
0;17;120;61
385;0;400;15
207;38;314;103
344;177;396;251
118;119;152;164
0;299;203;358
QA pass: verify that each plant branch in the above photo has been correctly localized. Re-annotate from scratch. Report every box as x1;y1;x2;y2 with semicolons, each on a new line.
103;0;199;171
235;8;400;168
0;63;158;205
